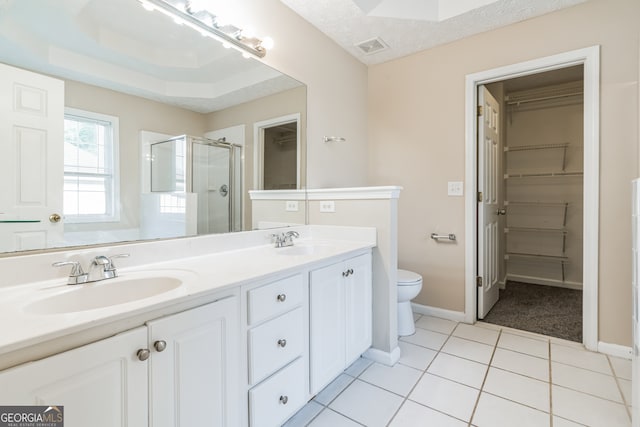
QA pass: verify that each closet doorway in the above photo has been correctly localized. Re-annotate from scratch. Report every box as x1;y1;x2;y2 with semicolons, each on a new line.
480;66;585;342
464;46;600;350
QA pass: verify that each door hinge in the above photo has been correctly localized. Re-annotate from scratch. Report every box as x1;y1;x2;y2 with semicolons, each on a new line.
476;276;483;287
477;105;483;117
477;191;483;202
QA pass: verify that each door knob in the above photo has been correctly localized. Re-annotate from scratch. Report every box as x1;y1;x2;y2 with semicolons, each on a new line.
496;208;507;215
49;213;61;223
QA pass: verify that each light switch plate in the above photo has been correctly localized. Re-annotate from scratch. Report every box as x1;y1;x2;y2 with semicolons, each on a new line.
285;201;299;212
320;201;335;213
448;181;464;196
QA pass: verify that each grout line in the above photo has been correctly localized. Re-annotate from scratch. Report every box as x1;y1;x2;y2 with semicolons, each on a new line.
467;328;503;426
606;355;632;422
386;323;458;426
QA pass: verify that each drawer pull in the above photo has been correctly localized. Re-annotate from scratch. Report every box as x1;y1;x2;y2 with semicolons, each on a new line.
277;339;287;348
154;340;167;352
137;349;150;361
342;269;354;277
276;293;287;302
279;395;288;405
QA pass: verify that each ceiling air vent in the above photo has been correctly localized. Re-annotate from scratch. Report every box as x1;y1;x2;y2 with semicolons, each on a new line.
355;37;388;55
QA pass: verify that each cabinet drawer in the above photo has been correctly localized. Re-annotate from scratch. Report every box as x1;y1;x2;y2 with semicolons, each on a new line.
249;307;304;385
249;357;306;427
248;274;303;325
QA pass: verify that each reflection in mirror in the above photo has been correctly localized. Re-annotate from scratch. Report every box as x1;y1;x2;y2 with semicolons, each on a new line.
0;0;306;255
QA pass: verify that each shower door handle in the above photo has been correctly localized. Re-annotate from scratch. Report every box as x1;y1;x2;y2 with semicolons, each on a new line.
219;184;229;197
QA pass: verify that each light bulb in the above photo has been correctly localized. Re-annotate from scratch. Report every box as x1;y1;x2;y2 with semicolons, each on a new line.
242;52;251;59
222;42;231;49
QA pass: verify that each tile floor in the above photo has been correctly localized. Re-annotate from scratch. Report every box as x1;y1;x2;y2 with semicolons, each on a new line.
284;313;632;427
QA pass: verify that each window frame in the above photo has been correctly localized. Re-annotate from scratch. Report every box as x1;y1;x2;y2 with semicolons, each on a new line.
63;107;120;224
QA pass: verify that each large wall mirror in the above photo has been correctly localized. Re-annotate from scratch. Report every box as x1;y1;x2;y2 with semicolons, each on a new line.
0;0;307;255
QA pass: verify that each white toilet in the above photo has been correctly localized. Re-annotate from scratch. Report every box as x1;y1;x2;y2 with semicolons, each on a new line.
397;269;423;336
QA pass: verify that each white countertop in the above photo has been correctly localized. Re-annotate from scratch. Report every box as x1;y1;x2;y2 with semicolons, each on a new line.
0;228;375;359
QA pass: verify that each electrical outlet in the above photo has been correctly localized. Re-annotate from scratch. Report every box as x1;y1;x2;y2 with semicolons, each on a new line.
448;181;464;196
319;201;336;213
285;201;299;212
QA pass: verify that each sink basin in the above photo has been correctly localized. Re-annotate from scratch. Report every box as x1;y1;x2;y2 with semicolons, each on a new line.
25;274;185;315
275;243;334;256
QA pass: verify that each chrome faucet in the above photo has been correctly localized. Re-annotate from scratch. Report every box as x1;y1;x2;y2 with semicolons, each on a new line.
53;253;130;285
271;230;300;248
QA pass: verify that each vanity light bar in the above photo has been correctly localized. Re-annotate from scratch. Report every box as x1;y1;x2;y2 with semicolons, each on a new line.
139;0;269;58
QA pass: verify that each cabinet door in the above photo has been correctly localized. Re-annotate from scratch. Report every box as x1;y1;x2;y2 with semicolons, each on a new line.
345;252;373;364
147;296;240;427
0;327;148;427
309;262;346;395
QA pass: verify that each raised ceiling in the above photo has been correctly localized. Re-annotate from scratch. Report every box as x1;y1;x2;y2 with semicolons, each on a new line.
279;0;588;65
0;0;300;113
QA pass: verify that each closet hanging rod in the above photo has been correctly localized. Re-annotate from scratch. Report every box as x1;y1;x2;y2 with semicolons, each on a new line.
506;91;583;106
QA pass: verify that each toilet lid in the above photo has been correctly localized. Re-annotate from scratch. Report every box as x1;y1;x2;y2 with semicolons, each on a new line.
397;269;422;285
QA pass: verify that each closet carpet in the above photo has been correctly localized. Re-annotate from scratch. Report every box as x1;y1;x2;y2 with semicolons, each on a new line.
482;281;582;342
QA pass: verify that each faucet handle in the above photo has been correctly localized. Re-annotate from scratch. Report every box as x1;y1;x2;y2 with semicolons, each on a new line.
107;253;130;269
285;231;300;238
52;261;89;285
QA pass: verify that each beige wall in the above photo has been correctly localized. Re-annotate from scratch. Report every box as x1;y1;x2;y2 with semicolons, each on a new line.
368;0;640;346
205;86;306;229
65;80;206;232
244;0;369;189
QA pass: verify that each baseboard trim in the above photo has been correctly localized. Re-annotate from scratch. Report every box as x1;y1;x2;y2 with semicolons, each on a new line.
507;274;583;290
363;346;401;366
411;303;466;323
597;341;632;360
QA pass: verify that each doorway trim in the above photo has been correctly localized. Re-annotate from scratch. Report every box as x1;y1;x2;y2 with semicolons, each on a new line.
463;46;600;351
253;113;302;190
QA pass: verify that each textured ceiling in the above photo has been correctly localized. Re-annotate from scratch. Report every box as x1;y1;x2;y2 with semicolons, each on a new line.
279;0;588;65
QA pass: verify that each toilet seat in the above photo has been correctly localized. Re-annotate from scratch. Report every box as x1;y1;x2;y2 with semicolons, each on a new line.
398;269;422;286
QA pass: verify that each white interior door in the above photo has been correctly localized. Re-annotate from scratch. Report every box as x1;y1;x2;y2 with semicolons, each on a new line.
0;63;64;252
477;85;501;319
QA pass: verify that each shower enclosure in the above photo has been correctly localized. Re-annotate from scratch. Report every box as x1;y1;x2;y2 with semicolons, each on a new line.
149;135;242;234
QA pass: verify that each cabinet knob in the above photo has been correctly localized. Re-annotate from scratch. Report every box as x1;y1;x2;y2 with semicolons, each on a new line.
137;349;151;361
154;340;167;352
279;395;288;405
342;269;354;277
276;293;286;302
349;268;354;275
277;339;287;348
497;208;507;215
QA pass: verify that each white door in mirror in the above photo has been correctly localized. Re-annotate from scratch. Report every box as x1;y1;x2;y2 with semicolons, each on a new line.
0;63;64;252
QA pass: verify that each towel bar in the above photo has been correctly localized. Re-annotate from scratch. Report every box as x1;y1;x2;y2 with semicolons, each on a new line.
430;233;456;241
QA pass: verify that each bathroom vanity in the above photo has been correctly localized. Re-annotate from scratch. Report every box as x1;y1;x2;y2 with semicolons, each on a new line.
0;225;375;427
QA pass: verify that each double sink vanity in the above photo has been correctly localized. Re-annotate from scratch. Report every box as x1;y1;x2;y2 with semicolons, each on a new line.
0;225;375;427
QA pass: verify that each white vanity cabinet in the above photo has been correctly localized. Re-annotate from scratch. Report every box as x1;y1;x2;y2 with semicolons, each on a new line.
0;296;240;427
245;273;308;427
0;327;149;427
147;295;240;427
309;252;373;395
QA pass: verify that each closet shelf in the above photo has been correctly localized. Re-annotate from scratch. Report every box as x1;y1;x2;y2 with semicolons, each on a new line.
504;171;583;179
505;201;569;207
504;143;569;152
505;227;568;234
505;252;569;261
